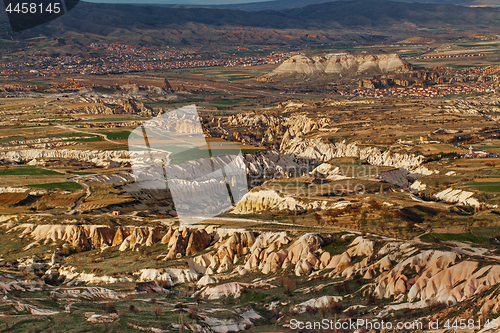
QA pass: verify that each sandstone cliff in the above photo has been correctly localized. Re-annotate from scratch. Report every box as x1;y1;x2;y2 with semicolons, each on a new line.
282;136;423;170
4;219;500;324
266;53;409;78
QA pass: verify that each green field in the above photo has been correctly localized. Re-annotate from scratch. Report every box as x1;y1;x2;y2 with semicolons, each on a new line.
84;116;144;122
169;147;265;165
421;232;489;244
458;43;500;47
0;135;24;143
472;145;500;153
27;182;83;191
101;131;141;140
210;100;243;106
0;168;63;176
461;181;500;193
228;75;255;81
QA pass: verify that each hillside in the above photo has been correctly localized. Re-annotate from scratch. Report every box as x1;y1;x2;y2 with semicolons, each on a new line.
2;0;500;45
219;0;500;11
264;53;409;78
217;0;336;11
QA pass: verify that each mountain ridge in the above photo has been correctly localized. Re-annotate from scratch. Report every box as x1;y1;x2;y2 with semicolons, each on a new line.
216;0;500;11
3;0;500;45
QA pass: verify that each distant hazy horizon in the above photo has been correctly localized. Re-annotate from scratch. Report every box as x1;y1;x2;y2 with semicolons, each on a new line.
84;0;269;4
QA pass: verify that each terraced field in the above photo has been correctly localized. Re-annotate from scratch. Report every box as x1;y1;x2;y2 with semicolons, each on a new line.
0;192;27;206
36;193;83;209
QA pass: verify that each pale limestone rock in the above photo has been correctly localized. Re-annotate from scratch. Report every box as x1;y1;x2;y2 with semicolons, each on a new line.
410;180;427;191
197;275;216;287
268;53;406;78
347;237;375;257
233;190;303;213
282;137;423;171
295;259;312;276
161;227;174;244
199;282;248;299
186;229;212;256
319;252;331;268
292;295;343;314
326;252;351;272
309;163;348;180
217;256;233;273
435;187;480;207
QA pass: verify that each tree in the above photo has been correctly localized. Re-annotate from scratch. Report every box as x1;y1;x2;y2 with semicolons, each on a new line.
151;304;164;319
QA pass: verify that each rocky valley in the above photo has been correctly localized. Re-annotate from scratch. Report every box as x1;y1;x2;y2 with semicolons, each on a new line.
0;1;499;331
0;83;498;331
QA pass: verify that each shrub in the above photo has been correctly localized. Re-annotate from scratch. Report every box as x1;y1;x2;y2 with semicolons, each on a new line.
188;306;198;319
328;301;343;314
366;293;380;306
428;300;447;312
305;305;317;314
334;280;350;294
151;304;164;319
101;302;117;313
344;307;358;318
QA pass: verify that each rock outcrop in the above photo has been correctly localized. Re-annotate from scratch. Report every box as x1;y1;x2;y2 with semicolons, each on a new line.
197;282;275;299
292;296;343;313
233;189;353;214
282;137;423;170
244;150;308;178
233;190;302;213
435;187;480;207
227;113;282;128
4;217;500;326
0;149;132;167
266;53;408;78
309;163;349;180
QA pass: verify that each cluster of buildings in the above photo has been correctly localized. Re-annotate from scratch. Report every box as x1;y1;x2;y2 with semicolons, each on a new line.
405;53;485;60
342;83;496;98
0;45;293;76
89;43;147;52
464;145;499;159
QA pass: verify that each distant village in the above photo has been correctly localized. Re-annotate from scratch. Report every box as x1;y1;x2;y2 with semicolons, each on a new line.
342;84;497;98
0;43;293;76
398;130;500;159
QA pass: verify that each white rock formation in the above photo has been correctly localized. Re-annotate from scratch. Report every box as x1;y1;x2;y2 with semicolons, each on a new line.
244;150;305;178
135;268;198;285
197;275;216;286
227;113;282;128
267;53;407;77
292;296;343;313
282;137;423;171
233;190;354;214
197;282;275;300
51;287;121;300
233;190;302;213
410;180;427;191
59;266;134;285
0;149;132;167
309;163;349;180
435;187;480;207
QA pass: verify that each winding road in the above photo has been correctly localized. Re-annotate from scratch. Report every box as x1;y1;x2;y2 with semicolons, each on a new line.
66;173;95;214
55;124;122;145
